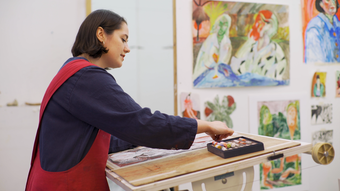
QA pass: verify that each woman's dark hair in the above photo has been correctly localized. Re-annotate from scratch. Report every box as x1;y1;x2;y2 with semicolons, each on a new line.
315;0;340;14
72;9;126;58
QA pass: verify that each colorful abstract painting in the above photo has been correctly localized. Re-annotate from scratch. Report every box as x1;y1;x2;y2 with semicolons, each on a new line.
192;1;290;88
311;72;327;97
336;71;340;97
311;103;333;124
179;92;201;119
301;0;340;64
204;95;236;128
257;100;302;189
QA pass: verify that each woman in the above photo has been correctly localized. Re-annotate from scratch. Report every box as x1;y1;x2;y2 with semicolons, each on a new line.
305;0;340;63
230;10;287;80
25;9;234;190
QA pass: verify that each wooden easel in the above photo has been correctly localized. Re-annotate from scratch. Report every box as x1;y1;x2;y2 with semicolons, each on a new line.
105;132;332;191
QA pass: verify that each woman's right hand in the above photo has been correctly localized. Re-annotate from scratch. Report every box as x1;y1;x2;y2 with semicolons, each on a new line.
196;120;234;141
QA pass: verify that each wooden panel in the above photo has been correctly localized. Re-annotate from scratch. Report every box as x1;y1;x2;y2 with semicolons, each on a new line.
108;133;301;186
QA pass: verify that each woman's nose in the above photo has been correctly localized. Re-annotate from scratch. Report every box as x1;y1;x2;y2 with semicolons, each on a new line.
124;44;130;53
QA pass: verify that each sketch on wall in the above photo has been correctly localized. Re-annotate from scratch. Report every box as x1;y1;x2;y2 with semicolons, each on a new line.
312;129;333;146
179;92;201;119
311;104;332;124
301;0;340;64
311;71;327;97
204;95;236;128
336;71;340;97
249;94;307;190
192;1;290;88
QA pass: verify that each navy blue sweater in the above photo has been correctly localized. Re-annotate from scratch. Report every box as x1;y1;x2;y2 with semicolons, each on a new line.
39;57;197;172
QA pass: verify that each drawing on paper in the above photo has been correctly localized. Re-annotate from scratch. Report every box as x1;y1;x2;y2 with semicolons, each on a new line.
192;1;290;88
301;0;340;64
180;92;201;119
311;103;332;124
108;134;212;167
312;129;333;146
336;71;340;97
204;95;236;128
311;72;327;97
257;100;302;189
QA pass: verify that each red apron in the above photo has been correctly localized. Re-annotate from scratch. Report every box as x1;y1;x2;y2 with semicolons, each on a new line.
26;59;111;191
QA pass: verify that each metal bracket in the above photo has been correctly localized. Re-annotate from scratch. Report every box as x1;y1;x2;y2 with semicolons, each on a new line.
267;151;284;161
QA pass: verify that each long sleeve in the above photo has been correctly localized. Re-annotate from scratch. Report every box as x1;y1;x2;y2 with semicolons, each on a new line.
67;66;197;150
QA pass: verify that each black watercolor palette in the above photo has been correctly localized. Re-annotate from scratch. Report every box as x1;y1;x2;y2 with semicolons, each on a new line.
207;136;264;159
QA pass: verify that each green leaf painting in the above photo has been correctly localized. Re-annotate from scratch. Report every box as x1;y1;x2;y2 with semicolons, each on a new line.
204;95;236;128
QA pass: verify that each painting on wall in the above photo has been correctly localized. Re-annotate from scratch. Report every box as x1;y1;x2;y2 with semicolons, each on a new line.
301;0;340;64
249;94;308;191
312;129;333;146
336;71;340;97
258;100;301;189
204;95;236;128
192;1;290;88
311;71;327;97
311;103;332;124
179;92;201;119
257;100;301;140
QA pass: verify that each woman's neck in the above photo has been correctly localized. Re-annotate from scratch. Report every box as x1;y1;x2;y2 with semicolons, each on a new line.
78;54;104;68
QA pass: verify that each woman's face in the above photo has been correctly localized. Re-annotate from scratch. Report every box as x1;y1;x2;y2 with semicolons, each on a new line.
316;78;321;85
102;22;130;68
321;0;337;16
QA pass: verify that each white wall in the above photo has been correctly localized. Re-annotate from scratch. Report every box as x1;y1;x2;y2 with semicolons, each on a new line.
176;0;340;191
91;0;175;115
0;0;174;190
0;1;86;190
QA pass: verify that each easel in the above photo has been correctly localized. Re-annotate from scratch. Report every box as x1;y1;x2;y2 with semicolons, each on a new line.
105;132;334;191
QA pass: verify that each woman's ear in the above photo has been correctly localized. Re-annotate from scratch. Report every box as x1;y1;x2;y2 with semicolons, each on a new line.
96;27;105;44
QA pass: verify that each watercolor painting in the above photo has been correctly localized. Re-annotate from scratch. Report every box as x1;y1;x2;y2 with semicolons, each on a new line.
257;100;301;140
204;95;236;128
301;0;340;64
180;92;201;119
257;100;302;189
311;72;327;97
192;1;290;88
312;129;333;146
336;71;340;97
249;94;307;191
311;103;332;124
